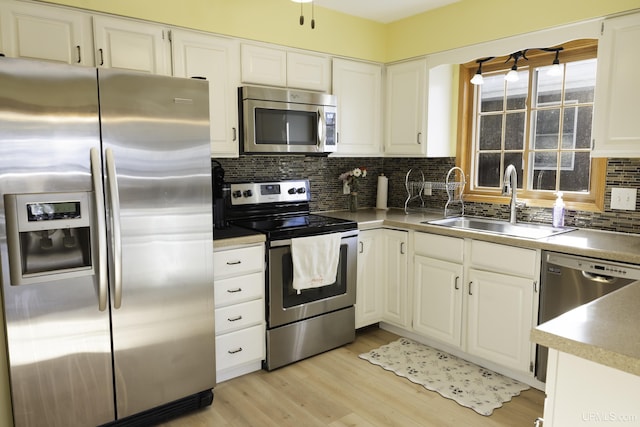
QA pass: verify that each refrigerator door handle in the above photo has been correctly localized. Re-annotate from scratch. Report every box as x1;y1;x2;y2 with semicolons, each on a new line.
105;148;123;309
91;148;109;311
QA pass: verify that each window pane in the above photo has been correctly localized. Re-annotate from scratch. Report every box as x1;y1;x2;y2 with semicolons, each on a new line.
479;114;502;150
531;160;557;191
505;112;525;150
533;109;560;150
562;107;577;149
504;152;523;189
565;59;597;103
535;66;563;106
506;69;529;110
477;152;501;187
480;74;504;112
559;152;590;192
574;105;593;149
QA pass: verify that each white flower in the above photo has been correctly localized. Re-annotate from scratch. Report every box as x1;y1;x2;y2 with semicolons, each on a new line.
353;168;362;177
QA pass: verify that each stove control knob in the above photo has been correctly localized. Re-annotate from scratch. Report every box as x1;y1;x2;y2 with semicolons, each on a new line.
287;188;296;195
243;189;253;198
296;187;306;194
232;190;242;198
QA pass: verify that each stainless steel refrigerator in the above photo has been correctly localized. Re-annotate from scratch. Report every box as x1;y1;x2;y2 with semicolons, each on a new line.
0;57;215;427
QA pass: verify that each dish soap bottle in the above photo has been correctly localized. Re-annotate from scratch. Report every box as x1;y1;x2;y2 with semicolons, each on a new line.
552;192;565;227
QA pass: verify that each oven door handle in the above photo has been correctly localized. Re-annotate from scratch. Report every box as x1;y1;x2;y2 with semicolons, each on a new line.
270;230;359;248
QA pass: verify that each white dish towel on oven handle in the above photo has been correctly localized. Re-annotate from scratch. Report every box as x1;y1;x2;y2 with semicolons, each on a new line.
291;233;342;294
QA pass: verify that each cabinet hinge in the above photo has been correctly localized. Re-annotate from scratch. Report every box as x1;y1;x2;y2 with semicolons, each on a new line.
600;21;605;36
530;361;534;373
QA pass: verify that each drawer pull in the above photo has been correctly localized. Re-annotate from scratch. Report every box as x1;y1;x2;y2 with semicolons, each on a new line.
226;260;242;265
228;347;243;354
227;288;242;293
228;315;243;322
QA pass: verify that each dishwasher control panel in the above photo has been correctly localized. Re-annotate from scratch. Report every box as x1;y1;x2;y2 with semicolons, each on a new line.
545;252;640;280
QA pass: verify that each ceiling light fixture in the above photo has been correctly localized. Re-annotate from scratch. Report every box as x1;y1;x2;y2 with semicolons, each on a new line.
470;57;495;85
469;47;564;85
291;0;316;29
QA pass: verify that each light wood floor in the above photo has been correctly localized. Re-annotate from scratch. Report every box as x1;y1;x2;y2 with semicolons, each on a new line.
161;327;544;427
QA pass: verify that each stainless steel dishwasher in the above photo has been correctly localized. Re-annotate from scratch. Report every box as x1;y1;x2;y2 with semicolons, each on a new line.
536;251;640;382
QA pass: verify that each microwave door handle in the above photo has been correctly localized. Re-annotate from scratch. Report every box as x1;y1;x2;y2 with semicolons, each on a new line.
318;107;325;147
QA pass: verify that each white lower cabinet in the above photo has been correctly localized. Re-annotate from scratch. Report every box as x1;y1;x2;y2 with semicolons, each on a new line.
355;230;383;328
380;229;410;327
355;229;408;328
413;255;463;347
411;232;539;376
466;268;535;372
213;243;266;383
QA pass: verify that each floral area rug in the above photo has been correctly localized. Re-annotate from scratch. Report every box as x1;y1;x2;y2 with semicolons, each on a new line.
359;338;529;416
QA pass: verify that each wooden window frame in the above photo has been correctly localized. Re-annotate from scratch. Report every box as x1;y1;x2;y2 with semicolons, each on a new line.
456;40;605;212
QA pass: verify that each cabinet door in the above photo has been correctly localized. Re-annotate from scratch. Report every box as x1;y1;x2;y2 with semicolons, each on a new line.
592;12;640;157
93;15;170;75
355;230;383;328
240;43;286;87
332;58;382;156
466;268;534;373
287;51;330;92
385;59;427;156
172;30;240;157
0;1;93;65
381;230;409;327
413;255;463;347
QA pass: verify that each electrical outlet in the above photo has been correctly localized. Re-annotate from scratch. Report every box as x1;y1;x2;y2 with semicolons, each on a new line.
423;182;432;196
343;182;350;195
611;187;637;210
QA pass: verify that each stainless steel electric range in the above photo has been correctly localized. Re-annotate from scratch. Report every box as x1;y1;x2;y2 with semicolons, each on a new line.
226;179;358;370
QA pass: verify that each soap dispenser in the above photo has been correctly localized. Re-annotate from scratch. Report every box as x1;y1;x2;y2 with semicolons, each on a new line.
552;192;565;227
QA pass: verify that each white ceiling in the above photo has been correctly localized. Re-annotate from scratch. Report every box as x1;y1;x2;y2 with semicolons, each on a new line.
311;0;460;24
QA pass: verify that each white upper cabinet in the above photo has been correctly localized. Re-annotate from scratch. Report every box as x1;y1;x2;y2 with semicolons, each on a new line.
287;51;331;92
385;59;455;157
172;30;240;157
332;58;383;156
385;59;427;156
240;43;330;91
241;43;287;87
591;12;640;157
93;15;171;75
0;0;94;66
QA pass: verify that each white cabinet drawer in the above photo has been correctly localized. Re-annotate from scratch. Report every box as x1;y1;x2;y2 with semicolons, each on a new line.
214;245;264;278
215;324;265;371
215;299;264;335
215;271;264;307
469;240;537;278
414;232;464;263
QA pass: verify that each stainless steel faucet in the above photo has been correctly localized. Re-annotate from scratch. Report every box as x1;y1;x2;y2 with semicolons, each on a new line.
502;164;518;224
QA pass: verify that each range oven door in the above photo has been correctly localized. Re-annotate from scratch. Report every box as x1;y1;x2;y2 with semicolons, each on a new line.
267;231;357;328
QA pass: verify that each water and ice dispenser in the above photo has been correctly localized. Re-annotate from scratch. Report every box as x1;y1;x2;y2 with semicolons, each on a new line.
4;192;94;285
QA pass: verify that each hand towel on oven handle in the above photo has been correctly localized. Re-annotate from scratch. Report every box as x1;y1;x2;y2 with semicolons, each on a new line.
291;233;342;294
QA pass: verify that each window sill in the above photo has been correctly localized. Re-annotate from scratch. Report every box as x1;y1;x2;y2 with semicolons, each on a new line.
462;193;604;213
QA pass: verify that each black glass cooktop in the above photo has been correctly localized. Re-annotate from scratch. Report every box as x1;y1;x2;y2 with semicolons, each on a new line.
232;214;356;240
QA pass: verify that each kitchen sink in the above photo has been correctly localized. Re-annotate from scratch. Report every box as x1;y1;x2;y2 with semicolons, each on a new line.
425;216;576;239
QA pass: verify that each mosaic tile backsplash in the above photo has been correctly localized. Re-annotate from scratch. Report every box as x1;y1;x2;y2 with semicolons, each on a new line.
213;156;640;234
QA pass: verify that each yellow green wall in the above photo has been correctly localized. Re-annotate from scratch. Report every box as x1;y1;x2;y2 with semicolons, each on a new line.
30;0;640;62
386;0;640;62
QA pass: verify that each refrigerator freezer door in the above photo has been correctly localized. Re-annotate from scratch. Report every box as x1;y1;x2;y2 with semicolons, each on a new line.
0;58;115;426
97;69;216;418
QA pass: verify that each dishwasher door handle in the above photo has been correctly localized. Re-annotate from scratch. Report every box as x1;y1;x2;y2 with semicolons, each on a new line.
581;271;617;284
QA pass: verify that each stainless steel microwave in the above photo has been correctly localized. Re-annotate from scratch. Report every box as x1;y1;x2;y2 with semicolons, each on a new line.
239;86;337;155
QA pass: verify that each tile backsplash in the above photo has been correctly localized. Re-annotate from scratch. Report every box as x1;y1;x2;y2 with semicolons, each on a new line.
213;156;640;234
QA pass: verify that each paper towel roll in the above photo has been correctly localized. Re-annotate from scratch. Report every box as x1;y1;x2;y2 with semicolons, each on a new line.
376;174;389;210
